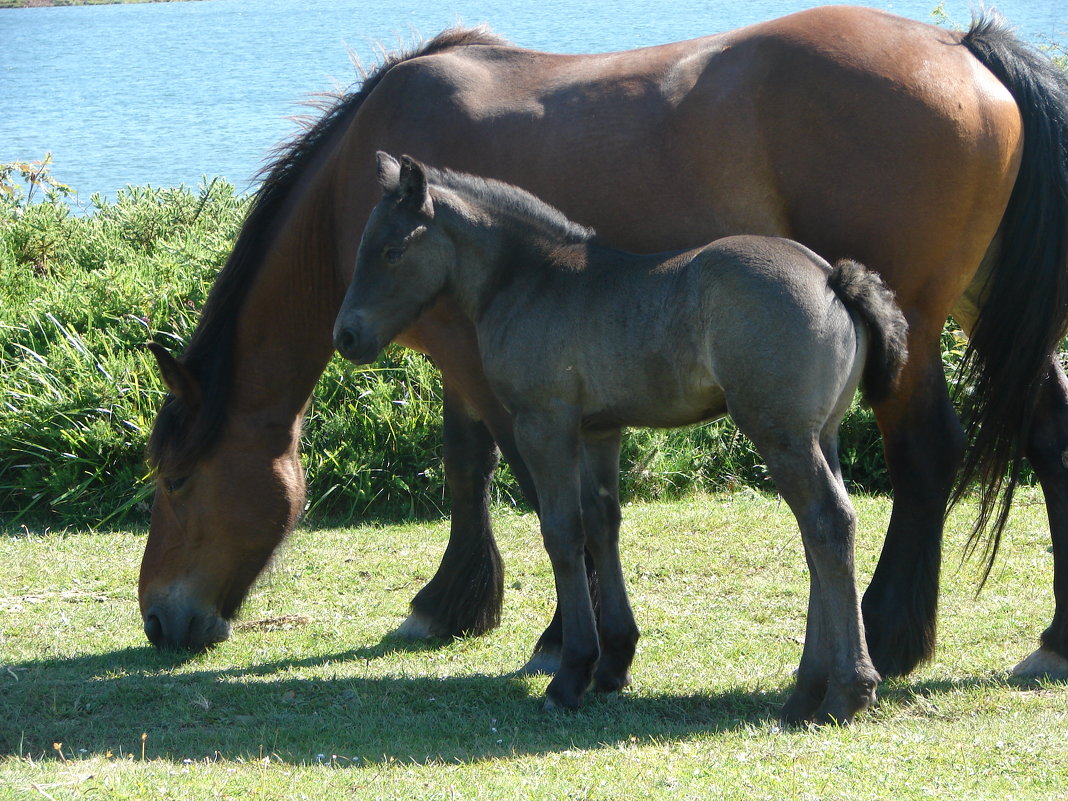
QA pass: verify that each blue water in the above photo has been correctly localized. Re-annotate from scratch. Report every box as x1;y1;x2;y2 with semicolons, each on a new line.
2;0;1065;205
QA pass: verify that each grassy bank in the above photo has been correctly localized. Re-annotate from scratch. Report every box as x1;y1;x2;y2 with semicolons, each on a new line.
1;493;1065;799
0;170;901;528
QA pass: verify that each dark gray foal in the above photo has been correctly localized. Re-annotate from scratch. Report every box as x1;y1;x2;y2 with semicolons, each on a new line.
334;153;908;725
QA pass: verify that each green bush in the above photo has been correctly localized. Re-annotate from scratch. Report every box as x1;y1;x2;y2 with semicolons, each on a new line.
0;165;943;529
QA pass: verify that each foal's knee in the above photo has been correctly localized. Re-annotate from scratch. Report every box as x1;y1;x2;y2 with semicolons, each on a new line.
581;491;622;553
540;511;585;561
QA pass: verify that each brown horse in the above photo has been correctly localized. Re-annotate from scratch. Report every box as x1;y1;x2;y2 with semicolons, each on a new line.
142;7;1068;684
334;152;909;721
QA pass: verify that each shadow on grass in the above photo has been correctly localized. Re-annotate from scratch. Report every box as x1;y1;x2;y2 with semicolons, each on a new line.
879;670;1066;703
3;644;788;765
7;647;1063;767
349;632;455;661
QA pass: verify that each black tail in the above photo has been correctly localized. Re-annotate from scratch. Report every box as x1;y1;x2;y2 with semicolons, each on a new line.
953;16;1068;578
829;259;909;406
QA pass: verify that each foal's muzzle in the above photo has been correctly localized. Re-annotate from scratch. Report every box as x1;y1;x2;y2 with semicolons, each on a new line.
333;320;380;365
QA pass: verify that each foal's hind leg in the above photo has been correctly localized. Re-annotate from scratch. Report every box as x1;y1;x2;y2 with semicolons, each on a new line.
401;389;504;638
780;542;831;724
1016;359;1068;679
580;432;639;693
757;434;880;725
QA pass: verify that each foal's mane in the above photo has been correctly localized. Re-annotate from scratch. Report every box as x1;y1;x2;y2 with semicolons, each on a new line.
148;26;510;474
426;166;595;245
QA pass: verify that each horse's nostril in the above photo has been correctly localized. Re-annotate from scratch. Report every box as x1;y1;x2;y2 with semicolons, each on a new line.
144;613;164;646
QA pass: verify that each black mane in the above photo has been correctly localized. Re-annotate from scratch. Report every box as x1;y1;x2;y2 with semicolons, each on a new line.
148;26;510;474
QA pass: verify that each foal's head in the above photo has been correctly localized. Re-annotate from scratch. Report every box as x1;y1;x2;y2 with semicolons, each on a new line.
334;152;453;364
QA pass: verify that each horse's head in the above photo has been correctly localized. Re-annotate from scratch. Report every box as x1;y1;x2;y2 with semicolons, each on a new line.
334;152;453;364
140;343;306;650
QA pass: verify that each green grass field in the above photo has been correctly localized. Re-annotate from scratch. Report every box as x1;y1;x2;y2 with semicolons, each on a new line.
2;491;1065;800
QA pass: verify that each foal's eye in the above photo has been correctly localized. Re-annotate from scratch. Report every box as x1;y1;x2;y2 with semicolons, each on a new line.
383;246;405;264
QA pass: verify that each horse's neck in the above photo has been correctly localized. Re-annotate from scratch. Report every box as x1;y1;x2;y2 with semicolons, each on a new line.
228;179;357;423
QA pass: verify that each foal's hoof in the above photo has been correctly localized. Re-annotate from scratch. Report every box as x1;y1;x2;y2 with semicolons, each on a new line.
1011;647;1068;680
593;670;632;693
779;701;819;728
542;696;569;712
543;674;588;711
542;692;583;712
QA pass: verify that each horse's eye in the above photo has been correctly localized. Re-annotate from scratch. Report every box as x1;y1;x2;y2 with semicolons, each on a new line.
383;246;405;264
164;476;188;494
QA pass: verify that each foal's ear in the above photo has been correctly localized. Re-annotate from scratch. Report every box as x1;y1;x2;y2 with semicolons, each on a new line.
399;155;434;218
146;342;202;411
375;151;401;194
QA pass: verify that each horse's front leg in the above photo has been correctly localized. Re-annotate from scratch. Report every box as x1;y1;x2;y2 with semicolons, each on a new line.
513;410;599;710
400;386;505;638
1016;358;1068;679
862;354;965;677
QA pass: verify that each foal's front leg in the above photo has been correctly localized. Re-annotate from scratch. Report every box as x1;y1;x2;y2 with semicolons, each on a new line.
580;431;639;692
513;411;599;710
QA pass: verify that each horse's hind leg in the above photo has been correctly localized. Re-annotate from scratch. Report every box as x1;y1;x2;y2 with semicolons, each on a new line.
400;388;504;638
579;432;639;692
862;356;964;677
1016;359;1068;679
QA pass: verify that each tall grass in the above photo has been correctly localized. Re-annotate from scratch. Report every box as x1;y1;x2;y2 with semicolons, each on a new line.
0;164;952;529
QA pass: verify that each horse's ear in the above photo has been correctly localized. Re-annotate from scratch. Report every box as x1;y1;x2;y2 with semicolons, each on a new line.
399;155;434;218
146;342;201;410
375;151;401;194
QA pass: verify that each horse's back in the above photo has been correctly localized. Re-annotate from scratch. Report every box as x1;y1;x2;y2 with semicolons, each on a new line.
350;6;1019;365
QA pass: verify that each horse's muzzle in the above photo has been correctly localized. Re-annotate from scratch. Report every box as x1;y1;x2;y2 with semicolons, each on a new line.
143;601;232;651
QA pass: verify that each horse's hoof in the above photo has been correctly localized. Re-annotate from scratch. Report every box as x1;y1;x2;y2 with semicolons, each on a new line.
393;612;438;640
517;648;562;676
1010;647;1068;680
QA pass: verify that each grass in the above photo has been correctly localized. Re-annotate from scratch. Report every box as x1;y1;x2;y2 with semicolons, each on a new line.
2;491;1066;799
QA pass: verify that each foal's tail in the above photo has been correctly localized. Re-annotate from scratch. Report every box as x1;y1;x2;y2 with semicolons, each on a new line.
829;260;909;406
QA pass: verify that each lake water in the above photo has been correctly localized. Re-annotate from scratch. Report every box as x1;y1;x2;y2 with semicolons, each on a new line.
2;0;1065;205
